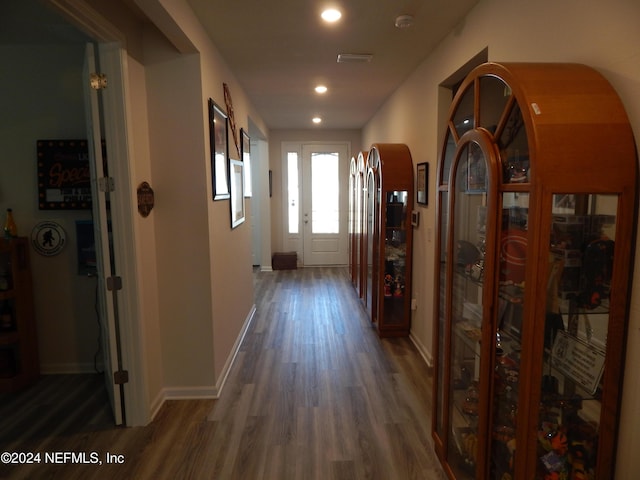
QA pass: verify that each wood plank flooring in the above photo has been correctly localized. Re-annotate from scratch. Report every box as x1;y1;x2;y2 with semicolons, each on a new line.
0;267;446;479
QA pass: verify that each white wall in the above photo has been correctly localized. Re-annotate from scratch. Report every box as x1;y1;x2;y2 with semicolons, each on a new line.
363;0;640;476
135;0;269;398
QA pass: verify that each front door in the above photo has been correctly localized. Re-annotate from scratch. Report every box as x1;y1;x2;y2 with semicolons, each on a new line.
301;143;350;266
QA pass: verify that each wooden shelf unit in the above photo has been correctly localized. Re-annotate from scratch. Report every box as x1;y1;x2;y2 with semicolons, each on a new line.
0;237;39;392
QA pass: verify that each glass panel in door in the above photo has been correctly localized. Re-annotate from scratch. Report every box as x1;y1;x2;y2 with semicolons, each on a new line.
382;190;408;325
436;130;454;438
490;192;529;479
535;193;617;480
448;142;488;478
365;167;379;320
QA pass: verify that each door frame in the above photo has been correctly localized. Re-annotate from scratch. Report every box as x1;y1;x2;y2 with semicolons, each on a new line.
281;141;351;266
51;0;147;426
301;143;350;266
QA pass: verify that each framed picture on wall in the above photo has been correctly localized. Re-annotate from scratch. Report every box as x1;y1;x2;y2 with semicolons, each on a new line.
240;128;252;197
37;139;94;210
230;159;245;228
208;98;230;200
417;162;428;205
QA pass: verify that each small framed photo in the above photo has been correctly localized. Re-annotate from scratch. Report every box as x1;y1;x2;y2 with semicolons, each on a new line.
229;159;245;228
208;98;230;200
411;210;420;227
417;162;429;205
240;128;252;197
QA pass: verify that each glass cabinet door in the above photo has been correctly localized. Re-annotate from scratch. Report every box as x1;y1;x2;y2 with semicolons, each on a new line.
365;165;379;321
490;192;529;479
448;141;489;478
536;193;617;480
382;190;409;325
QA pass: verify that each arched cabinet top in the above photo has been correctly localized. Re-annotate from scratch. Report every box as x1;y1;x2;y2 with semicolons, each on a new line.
357;150;368;174
439;62;637;192
368;143;414;190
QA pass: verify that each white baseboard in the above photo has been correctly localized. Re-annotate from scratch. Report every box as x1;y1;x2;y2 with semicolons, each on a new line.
40;363;101;374
148;305;257;421
409;332;433;369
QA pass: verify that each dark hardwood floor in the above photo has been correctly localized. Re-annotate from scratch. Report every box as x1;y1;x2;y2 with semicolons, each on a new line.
0;267;445;479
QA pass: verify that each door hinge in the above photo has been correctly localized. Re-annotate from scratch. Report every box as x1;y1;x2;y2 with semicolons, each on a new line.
98;177;115;192
114;370;129;385
107;276;122;291
90;72;108;90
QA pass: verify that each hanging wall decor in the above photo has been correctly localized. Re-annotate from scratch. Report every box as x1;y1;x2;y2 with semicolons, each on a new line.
137;181;155;217
229;159;245;229
416;162;429;205
31;221;66;256
223;83;240;159
241;128;252;197
37;140;91;210
208;98;230;201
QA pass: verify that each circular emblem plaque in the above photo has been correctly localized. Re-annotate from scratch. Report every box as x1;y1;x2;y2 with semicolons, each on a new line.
31;221;66;256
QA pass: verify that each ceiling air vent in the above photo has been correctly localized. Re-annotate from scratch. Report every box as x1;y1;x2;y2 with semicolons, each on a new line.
337;53;373;64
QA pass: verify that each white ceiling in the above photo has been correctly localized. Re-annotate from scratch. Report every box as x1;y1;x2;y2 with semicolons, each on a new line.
186;0;479;130
2;0;480;131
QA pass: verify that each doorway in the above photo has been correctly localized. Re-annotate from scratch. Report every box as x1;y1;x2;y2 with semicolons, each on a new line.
284;142;350;266
0;0;139;427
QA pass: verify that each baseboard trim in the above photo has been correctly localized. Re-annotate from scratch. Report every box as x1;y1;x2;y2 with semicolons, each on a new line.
409;332;433;369
40;363;101;374
148;305;257;422
214;304;256;395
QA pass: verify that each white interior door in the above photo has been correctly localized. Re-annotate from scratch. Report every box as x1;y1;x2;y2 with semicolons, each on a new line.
301;143;350;265
83;43;123;425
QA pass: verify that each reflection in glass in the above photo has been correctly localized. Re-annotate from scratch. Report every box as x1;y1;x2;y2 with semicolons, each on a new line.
383;190;408;325
447;143;488;478
453;85;475;139
497;102;529;184
479;76;510;133
535;193;617;480
490;192;529;479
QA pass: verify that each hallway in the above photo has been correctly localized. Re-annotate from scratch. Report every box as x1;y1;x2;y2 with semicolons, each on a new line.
0;267;445;479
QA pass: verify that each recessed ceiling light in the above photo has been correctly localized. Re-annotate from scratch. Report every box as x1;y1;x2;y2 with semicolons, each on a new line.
312;116;322;124
315;85;328;94
321;8;342;23
394;14;414;29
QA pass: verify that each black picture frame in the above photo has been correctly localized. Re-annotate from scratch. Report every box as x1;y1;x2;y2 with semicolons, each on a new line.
417;162;429;205
240;128;252;198
208;98;230;200
229;159;245;228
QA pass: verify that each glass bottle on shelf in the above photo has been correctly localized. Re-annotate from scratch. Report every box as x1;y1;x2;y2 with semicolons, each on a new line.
4;209;17;239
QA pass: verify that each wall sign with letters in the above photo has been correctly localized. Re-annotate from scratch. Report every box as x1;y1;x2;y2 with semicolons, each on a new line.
37;139;98;210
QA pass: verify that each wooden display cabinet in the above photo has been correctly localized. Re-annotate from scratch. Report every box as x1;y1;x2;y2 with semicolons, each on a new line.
432;63;637;479
349;150;368;299
364;143;414;337
0;237;38;392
